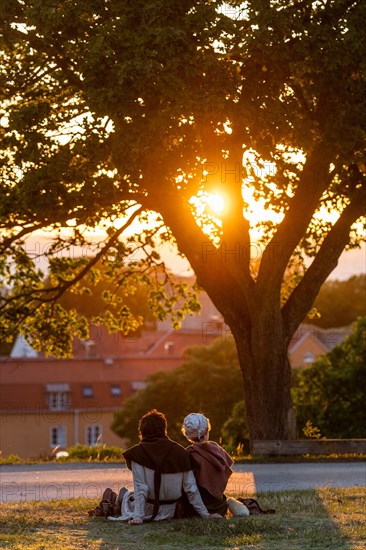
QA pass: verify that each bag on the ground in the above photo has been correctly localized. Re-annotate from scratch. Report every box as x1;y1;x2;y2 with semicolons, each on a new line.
174;491;199;519
237;497;275;515
87;487;121;517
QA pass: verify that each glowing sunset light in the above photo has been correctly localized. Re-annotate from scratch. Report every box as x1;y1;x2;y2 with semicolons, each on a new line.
242;185;283;226
189;186;283;229
189;191;226;217
205;192;226;214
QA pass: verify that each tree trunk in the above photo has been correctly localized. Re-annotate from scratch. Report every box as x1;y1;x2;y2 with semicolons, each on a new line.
230;318;296;442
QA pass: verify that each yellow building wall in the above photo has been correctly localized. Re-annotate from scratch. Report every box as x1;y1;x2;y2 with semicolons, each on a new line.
0;409;124;459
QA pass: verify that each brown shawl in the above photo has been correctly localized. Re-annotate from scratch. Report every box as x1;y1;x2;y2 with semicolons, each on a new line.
123;434;192;521
188;441;233;500
123;434;192;473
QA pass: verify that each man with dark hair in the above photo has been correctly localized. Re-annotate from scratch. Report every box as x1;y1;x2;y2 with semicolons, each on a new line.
109;409;220;523
138;408;167;440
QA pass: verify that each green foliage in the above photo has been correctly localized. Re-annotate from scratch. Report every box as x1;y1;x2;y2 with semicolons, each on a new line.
66;443;123;461
111;337;243;445
302;420;323;440
221;400;249;452
0;340;13;355
53;263;157;331
306;275;366;328
1;0;365;354
293;317;366;438
0;453;23;465
0;446;124;463
21;303;89;358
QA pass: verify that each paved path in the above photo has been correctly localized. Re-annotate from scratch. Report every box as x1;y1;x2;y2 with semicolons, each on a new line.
0;462;365;503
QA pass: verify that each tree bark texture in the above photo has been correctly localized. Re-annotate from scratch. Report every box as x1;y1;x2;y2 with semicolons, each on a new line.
231;318;296;441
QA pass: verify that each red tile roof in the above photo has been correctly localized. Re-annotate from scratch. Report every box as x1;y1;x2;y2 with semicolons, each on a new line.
0;328;219;411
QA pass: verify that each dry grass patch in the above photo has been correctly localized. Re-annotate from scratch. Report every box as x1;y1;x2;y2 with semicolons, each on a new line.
0;488;365;549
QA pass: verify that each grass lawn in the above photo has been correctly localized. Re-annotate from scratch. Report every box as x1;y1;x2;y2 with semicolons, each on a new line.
0;488;365;549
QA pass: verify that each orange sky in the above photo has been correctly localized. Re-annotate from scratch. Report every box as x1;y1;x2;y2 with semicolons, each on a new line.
24;234;365;282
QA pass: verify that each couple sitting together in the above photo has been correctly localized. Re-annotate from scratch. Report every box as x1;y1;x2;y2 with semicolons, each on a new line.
110;409;250;524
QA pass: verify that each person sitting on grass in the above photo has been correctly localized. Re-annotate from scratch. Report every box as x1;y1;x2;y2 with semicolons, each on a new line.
182;412;250;517
109;409;222;524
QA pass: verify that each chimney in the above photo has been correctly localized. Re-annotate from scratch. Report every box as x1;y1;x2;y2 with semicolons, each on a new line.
164;342;175;355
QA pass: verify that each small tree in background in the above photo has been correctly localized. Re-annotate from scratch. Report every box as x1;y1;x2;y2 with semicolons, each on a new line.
221;400;249;453
111;337;242;445
293;317;366;438
306;275;366;328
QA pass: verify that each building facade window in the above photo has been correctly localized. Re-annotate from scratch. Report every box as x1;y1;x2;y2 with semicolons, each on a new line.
110;384;121;396
131;381;147;394
82;385;94;397
304;351;314;363
46;383;70;411
50;426;67;448
86;424;102;446
47;391;69;411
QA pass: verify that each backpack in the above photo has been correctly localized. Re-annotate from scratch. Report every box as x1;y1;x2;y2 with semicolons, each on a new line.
237;497;276;515
87;487;121;518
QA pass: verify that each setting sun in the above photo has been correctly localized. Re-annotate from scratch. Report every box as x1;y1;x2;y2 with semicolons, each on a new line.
189;191;227;219
205;192;226;214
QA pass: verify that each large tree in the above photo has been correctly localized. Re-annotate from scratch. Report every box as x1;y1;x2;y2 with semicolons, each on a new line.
1;1;365;440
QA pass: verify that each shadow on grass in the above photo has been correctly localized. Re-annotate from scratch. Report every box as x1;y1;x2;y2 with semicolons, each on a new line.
0;490;359;549
83;489;356;550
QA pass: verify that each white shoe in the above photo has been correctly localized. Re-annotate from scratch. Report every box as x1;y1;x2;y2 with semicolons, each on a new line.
227;497;250;517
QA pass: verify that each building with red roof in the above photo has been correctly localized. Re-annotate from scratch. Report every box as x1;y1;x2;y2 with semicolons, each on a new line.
0;289;351;458
0;307;223;458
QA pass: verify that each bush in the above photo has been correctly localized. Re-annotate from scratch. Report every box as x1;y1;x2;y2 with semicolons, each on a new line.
66;444;124;461
293;317;366;438
111;337;243;445
0;453;23;465
221;400;250;453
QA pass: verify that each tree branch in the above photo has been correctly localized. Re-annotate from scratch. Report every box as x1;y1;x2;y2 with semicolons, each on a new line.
219;136;255;300
40;206;146;302
282;185;366;339
154;189;253;322
0;206;144;313
320;0;360;25
257;143;333;297
4;26;83;89
289;82;315;118
0;223;46;253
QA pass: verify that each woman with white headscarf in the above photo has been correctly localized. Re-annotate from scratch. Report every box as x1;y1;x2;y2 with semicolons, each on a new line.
182;413;249;517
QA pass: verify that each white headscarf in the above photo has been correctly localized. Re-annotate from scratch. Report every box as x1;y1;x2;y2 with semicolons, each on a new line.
182;413;210;441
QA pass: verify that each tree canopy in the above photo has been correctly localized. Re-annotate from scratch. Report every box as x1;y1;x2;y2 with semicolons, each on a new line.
293;316;366;438
1;0;365;439
306;275;366;328
46;261;158;333
111;337;243;445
